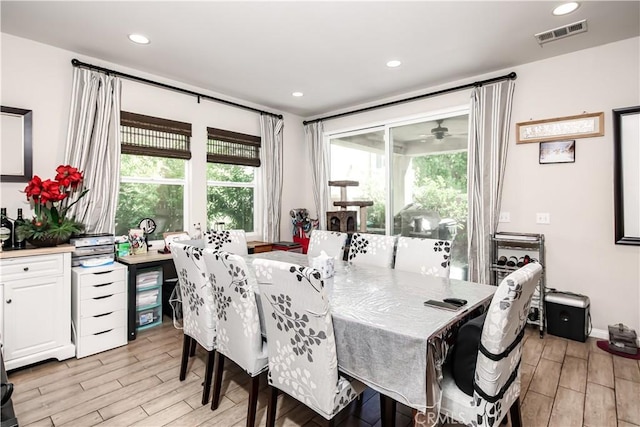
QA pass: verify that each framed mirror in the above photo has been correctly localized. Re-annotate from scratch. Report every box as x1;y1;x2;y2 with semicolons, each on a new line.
613;105;640;245
1;106;33;183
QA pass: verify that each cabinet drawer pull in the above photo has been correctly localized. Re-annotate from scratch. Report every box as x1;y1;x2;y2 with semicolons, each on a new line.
94;329;113;335
93;312;113;318
23;267;29;271
93;282;113;288
92;270;113;275
93;295;113;300
5;299;11;304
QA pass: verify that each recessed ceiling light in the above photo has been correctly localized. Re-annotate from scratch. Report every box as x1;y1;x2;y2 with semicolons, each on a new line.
292;92;304;97
553;2;580;16
128;34;150;45
386;60;401;68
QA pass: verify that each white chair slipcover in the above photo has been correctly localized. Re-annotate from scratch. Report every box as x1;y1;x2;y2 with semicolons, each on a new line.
347;232;397;268
394;236;452;278
203;229;248;255
439;262;543;426
254;258;365;424
307;229;348;260
202;249;267;425
171;242;217;405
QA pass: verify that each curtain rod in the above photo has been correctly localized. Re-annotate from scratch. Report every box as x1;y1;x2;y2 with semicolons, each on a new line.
71;59;284;119
303;72;517;125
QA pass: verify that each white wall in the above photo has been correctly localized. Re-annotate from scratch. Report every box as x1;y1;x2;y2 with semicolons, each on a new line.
0;33;312;241
320;37;640;334
3;33;638;334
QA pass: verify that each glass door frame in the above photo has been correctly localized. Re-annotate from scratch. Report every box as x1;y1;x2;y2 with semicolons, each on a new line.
326;104;469;236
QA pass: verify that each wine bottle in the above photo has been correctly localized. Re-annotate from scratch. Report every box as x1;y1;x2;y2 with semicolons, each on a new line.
0;208;14;250
13;208;26;249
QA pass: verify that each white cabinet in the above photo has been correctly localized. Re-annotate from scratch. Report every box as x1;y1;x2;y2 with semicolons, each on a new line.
72;263;127;358
0;248;76;370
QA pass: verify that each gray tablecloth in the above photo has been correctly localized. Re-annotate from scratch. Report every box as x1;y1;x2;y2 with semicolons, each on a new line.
245;251;495;415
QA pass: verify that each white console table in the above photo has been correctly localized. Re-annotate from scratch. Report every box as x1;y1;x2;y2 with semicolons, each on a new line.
0;245;76;370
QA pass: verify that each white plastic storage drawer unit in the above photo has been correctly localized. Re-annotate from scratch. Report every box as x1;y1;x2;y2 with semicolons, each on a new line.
71;262;128;358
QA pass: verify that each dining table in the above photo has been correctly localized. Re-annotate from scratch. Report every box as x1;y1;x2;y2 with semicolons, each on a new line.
242;250;496;424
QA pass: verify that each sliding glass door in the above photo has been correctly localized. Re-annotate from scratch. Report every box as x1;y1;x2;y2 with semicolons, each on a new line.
329;111;470;277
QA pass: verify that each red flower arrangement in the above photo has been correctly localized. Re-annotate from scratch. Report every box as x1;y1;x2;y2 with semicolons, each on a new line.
17;165;89;243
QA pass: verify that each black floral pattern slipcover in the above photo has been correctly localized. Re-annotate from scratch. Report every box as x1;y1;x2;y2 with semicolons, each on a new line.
254;258;365;420
202;249;267;376
395;236;452;278
437;263;543;426
203;229;248;255
347;232;396;268
171;242;216;351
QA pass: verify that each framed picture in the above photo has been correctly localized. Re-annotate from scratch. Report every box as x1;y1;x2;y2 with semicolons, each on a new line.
517;112;604;144
1;106;32;183
613;106;640;246
539;140;575;164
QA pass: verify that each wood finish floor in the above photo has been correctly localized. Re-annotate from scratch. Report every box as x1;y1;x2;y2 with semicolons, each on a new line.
8;319;640;427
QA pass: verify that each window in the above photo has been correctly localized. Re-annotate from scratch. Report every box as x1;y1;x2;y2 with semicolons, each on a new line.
329;111;470;277
206;127;260;232
115;112;191;240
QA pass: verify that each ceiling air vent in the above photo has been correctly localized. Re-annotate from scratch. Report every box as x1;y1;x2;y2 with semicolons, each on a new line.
534;19;587;45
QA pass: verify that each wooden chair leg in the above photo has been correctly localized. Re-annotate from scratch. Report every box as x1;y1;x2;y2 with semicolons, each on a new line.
246;375;260;427
211;352;225;410
380;394;396;427
179;335;191;381
189;337;197;357
201;350;216;405
266;385;278;427
509;397;522;427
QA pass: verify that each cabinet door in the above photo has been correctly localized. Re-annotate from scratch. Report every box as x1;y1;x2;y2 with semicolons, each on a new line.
3;275;64;361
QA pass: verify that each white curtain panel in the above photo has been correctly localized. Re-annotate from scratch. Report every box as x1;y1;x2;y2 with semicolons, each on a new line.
260;114;284;243
467;80;515;284
64;68;122;233
305;121;329;229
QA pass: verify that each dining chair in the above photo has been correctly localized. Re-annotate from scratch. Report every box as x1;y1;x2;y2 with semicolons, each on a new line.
171;242;217;405
347;232;397;268
202;249;268;427
394;236;452;277
203;229;249;255
439;262;543;426
253;258;366;427
307;230;348;259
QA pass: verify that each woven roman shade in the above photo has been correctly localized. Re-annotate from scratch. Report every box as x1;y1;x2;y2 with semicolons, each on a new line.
121;111;191;159
207;127;261;167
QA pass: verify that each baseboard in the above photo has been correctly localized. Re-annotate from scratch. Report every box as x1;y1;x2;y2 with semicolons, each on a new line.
590;327;640;346
589;328;608;340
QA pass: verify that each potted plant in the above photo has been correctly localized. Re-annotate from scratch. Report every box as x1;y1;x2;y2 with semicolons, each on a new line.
16;165;88;247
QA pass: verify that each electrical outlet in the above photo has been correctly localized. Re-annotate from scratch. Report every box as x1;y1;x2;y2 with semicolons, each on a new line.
536;212;551;224
499;212;511;223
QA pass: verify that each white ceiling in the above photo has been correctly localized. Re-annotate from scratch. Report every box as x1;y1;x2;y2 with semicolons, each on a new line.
1;1;639;118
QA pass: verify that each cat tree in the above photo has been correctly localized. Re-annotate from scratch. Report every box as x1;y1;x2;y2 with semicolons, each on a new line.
326;180;373;233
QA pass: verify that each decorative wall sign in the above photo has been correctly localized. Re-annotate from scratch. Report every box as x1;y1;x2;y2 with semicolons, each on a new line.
539;140;575;164
517;112;604;144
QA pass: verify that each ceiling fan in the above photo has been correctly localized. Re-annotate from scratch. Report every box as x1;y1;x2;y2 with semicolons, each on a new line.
430;119;450;140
